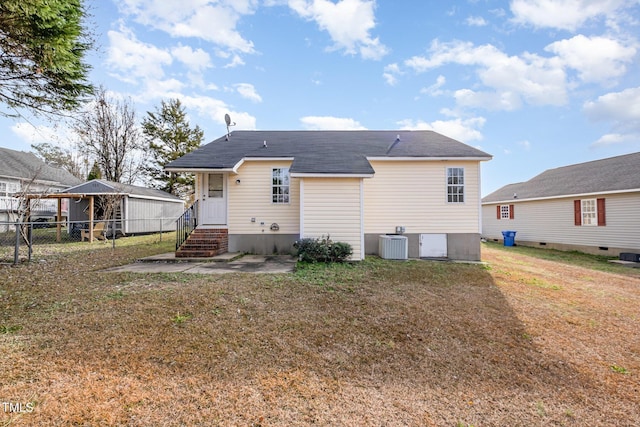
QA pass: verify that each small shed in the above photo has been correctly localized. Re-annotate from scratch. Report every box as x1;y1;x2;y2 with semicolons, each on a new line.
61;180;184;235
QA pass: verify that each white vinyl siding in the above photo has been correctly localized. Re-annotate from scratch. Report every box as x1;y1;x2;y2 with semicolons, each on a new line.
301;178;362;260
227;161;300;234
364;161;481;233
482;192;640;252
126;197;183;233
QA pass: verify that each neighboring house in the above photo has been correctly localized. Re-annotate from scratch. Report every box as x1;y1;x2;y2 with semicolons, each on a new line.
0;147;81;227
61;179;184;236
165;130;492;261
482;152;640;256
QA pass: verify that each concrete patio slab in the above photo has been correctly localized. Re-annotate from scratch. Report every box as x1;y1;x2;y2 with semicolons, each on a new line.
138;252;243;262
103;254;297;274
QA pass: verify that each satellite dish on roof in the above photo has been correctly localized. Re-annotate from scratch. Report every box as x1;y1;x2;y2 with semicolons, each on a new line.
224;113;236;140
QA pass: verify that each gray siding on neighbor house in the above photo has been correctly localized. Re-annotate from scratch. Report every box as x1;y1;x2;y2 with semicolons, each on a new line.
482;192;640;255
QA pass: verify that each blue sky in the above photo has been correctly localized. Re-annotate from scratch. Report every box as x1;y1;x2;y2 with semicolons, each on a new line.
2;0;640;195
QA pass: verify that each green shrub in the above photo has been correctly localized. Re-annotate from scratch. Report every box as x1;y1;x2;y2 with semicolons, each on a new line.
294;235;353;263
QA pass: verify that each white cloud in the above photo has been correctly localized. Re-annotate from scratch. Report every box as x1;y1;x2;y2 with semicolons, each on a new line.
420;75;446;96
107;26;173;83
453;89;523;111
171;44;212;72
405;40;568;110
177;94;257;129
11;123;67;147
545;35;637;84
583;86;640;131
288;0;388;60
510;0;630;31
223;54;246;68
590;133;638;147
383;63;401;85
299;116;367;130
466;16;487;26
132;79;186;103
235;83;263;103
584;86;640;146
396;116;486;143
118;0;256;54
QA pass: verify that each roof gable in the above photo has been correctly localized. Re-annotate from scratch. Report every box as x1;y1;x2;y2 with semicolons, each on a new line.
165;130;492;175
483;152;640;203
62;179;182;202
0;147;82;187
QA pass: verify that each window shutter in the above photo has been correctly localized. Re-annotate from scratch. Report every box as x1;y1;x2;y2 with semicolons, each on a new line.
497;206;501;220
597;198;606;226
509;204;515;220
574;200;581;226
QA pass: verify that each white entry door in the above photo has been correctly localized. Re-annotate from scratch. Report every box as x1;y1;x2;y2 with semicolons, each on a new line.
420;234;448;258
202;173;226;225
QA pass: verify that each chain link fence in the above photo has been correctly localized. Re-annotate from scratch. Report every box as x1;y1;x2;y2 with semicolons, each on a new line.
0;218;177;264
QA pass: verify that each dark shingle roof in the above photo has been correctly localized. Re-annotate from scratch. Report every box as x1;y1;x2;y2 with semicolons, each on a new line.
61;179;182;202
0;147;82;186
483;152;640;203
165;130;492;175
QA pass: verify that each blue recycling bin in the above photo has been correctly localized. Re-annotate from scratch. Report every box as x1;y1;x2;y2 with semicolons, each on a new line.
502;230;516;247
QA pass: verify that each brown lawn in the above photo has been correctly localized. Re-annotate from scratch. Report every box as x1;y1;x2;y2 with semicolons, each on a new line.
1;238;639;426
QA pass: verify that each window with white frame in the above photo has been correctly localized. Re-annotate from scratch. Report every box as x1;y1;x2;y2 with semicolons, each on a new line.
581;199;597;226
446;167;464;203
0;182;19;197
500;205;511;219
272;168;290;203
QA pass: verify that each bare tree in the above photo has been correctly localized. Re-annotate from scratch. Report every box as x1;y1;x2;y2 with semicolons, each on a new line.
73;87;143;184
31;142;87;180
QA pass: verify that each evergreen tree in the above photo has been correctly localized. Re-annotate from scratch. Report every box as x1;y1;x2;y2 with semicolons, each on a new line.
0;0;93;117
142;99;203;199
87;161;101;180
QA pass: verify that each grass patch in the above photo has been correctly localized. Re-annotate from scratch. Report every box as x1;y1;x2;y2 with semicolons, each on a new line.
0;324;22;334
522;277;562;290
483;241;636;276
610;365;629;374
171;312;193;325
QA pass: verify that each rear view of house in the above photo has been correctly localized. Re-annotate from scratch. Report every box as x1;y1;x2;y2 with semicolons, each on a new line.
166;130;492;261
482;152;640;256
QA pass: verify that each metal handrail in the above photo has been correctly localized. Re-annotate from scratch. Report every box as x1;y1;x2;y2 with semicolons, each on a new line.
176;200;198;250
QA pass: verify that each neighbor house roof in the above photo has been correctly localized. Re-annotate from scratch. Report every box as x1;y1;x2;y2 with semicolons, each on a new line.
165;130;492;176
61;179;182;202
0;147;82;187
483;151;640;203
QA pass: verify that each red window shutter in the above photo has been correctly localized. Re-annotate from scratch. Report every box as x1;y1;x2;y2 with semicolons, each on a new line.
497;206;501;220
509;204;515;219
574;200;581;226
597;198;606;226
